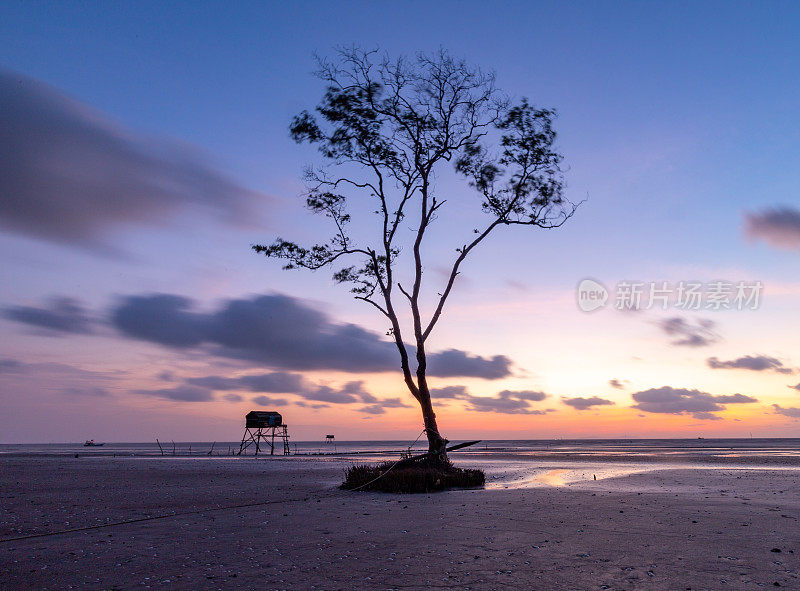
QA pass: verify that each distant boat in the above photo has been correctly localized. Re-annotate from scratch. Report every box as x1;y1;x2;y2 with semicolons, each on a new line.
83;440;105;447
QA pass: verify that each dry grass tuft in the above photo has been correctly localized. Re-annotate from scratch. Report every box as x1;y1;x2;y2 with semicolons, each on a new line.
341;459;485;493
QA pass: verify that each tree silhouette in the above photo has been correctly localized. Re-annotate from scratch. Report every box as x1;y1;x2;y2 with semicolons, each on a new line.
254;48;576;456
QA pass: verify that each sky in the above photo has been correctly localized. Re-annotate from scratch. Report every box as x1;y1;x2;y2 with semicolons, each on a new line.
1;1;800;443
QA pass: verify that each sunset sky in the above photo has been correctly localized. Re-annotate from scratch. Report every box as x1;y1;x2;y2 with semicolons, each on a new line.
2;1;800;443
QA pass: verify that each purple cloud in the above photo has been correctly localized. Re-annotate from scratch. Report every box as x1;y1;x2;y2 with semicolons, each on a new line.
61;386;110;397
498;390;548;401
744;206;800;251
773;404;800;419
3;297;94;334
561;396;615;410
658;316;718;347
707;355;793;374
251;395;288;406
431;385;469;398
632;386;757;419
187;372;305;393
0;68;263;248
134;385;215;402
111;293;513;378
186;372;397;412
427;350;512;379
5;293;515;379
0;359;23;373
714;393;760;404
358;398;411;415
431;386;551;414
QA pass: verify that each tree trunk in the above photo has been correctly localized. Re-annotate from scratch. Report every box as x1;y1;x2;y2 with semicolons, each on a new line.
418;388;448;459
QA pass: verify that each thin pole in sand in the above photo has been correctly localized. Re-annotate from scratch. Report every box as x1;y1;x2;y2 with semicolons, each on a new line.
171;440;176;456
207;442;215;456
156;439;164;456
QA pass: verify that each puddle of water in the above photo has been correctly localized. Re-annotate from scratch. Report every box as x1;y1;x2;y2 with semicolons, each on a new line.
481;460;800;491
483;462;658;489
533;469;568;486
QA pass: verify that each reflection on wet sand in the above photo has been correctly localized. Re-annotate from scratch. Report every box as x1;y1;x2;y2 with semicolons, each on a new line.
533;468;568;486
481;459;800;493
484;463;656;489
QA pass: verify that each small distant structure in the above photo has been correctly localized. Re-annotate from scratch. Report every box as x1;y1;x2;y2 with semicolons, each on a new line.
325;434;335;443
238;411;290;456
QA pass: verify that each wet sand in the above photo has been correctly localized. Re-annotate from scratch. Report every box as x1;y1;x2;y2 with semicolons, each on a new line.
1;455;799;590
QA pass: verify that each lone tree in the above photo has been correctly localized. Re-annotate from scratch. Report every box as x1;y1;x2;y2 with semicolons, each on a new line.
255;48;575;457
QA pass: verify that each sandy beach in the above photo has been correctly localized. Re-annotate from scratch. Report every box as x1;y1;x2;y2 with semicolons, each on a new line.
1;453;799;590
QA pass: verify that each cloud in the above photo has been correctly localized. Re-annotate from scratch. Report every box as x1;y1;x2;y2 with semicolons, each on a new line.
427;350;512;379
3;297;94;334
187;372;305;394
0;359;121;390
134;385;215;402
188;372;377;405
294;401;330;409
744;206;800;251
111;294;209;347
251;395;288;406
497;389;548;401
434;386;551;414
245;380;408;414
0;69;263;248
561;396;615;410
222;393;243;402
431;385;469;398
609;379;627;390
463;395;547;414
773;404;800;419
111;293;512;378
658;316;718;347
631;386;757;419
61;386;109;397
790;383;800;392
302;382;368;404
358;398;411;415
0;358;23;373
713;393;759;404
692;411;723;421
336;381;378;403
707;355;793;374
